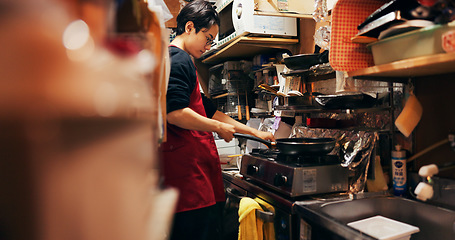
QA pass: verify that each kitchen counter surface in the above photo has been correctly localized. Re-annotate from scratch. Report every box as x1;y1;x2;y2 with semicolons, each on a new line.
293;192;455;240
293;195;378;240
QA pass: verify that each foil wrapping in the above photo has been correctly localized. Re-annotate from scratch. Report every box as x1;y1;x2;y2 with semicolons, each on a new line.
291;125;378;193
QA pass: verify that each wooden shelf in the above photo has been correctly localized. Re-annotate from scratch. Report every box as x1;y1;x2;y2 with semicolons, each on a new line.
253;10;313;19
347;52;455;79
201;36;298;64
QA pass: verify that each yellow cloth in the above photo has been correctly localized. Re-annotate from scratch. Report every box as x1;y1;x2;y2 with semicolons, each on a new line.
238;197;264;240
254;198;275;240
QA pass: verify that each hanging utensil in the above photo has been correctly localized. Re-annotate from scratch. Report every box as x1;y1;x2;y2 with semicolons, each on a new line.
245;90;250;120
258;84;286;96
237;92;242;120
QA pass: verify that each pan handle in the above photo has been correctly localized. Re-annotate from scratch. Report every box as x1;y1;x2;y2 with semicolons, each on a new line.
233;133;273;148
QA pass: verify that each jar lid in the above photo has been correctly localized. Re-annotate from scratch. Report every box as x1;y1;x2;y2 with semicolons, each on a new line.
392;145;406;158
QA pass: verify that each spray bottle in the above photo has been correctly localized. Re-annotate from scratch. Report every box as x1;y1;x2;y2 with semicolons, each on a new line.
392;145;407;196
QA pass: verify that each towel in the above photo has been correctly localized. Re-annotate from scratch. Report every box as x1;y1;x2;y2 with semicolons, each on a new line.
238;197;264;240
254;198;276;240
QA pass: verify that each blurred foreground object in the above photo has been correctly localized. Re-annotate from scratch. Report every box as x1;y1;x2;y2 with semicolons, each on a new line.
0;1;175;240
414;164;439;201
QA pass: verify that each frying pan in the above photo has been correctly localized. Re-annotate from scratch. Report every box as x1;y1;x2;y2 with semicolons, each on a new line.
283;51;329;71
233;133;336;155
314;92;377;109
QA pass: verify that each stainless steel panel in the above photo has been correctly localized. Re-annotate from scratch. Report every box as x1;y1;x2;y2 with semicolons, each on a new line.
240;155;349;197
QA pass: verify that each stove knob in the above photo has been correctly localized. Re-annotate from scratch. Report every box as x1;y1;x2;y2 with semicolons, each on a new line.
247;165;259;175
274;174;288;187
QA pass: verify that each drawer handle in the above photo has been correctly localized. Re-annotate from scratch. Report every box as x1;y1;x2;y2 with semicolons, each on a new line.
226;188;274;222
256;209;274;222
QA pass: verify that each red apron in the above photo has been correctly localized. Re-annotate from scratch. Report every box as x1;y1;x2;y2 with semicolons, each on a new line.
159;76;225;213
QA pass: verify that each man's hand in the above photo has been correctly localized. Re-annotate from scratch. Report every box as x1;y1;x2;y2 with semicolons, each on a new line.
216;122;236;142
254;130;275;142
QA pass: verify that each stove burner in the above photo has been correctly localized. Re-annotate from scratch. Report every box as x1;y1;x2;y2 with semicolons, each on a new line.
250;148;279;158
249;148;340;166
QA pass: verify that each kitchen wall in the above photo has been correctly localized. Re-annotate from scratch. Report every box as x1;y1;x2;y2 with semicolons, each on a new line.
413;74;455;179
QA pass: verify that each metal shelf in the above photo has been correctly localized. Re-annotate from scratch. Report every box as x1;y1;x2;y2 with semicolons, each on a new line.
274;106;391;114
281;68;336;83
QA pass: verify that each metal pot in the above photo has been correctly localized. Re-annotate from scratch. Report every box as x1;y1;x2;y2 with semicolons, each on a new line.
233;133;336;155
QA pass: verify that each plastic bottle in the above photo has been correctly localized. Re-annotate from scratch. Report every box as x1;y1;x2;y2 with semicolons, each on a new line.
392;145;407;196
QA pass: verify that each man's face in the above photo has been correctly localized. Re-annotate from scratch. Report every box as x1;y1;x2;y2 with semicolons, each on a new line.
186;24;219;59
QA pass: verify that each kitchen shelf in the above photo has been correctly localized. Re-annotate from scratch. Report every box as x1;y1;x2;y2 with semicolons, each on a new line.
347;52;455;79
250;112;274;118
253;10;313;19
306;71;336;82
201;36;298;64
281;69;310;76
274;106;391;114
281;68;336;82
253;65;277;73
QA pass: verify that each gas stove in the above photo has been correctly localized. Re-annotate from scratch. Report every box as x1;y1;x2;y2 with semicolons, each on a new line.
240;149;349;197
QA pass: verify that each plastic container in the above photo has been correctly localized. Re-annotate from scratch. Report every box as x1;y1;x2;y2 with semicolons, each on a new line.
367;22;455;65
392;145;407;196
348;215;420;240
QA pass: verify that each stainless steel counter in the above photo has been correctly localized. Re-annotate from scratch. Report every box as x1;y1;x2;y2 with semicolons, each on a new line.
293;192;455;240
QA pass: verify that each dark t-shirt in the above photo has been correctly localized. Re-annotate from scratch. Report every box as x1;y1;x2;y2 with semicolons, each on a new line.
167;46;217;118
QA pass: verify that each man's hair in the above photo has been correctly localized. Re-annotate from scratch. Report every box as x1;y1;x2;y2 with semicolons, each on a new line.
176;0;220;36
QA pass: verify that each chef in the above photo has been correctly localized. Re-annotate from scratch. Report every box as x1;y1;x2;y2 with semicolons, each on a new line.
159;1;275;240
